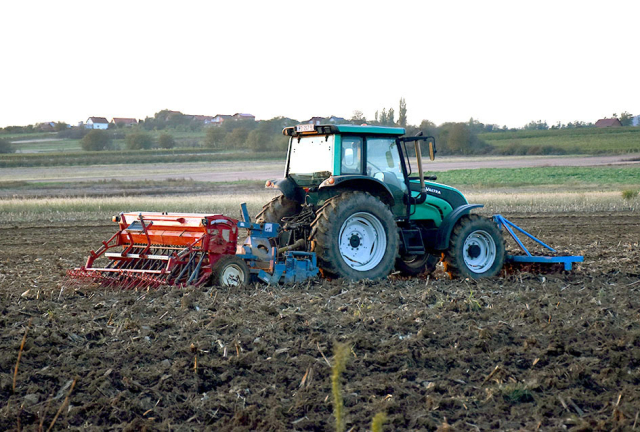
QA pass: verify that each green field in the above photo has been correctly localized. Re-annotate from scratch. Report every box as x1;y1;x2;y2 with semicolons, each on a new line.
479;127;640;154
436;165;640;188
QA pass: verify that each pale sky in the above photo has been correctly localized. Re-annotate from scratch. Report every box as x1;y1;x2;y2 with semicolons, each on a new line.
1;0;638;129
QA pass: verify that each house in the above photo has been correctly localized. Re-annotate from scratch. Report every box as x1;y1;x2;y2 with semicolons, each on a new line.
111;117;138;127
632;115;640;127
210;114;233;126
306;116;324;125
595;118;622;128
86;117;109;130
38;122;56;132
192;115;215;124
233;113;256;122
305;116;347;125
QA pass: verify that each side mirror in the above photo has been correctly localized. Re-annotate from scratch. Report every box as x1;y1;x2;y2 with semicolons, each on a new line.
385;150;394;168
428;140;436;161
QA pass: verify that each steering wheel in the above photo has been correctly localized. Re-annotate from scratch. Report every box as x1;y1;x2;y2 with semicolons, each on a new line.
366;160;383;177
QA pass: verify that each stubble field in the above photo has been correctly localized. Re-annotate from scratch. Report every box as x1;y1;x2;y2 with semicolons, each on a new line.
1;210;639;431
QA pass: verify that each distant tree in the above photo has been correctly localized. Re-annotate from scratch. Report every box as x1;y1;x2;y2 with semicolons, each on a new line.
523;120;549;130
398;98;407;127
378;108;388;126
438;122;491;155
620;111;634;126
446;123;471;153
418;120;437;136
374;106;397;126
58;127;89;140
166;112;189;129
0;137;14;154
125;130;154;150
467;117;486;133
158;133;176;149
350;110;367;124
226;128;249;148
54;122;68;132
204;127;227;148
254;116;295;150
81;130;112;151
246;130;270;151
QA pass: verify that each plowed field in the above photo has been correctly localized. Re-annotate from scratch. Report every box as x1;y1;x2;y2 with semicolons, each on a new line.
1;212;639;431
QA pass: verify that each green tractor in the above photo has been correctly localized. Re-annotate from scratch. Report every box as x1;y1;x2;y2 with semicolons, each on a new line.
257;123;505;280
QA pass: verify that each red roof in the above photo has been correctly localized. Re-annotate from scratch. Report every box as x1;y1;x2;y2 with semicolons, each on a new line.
111;118;137;124
595;118;622;128
88;117;109;124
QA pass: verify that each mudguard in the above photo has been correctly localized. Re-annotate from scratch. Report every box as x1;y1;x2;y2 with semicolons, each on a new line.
434;204;484;250
272;177;306;203
319;176;395;206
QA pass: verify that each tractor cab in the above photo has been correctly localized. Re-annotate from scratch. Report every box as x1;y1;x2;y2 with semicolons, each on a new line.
274;123;459;222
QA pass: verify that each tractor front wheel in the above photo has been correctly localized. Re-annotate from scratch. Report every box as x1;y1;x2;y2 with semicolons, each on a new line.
211;256;250;287
443;214;505;279
311;191;399;280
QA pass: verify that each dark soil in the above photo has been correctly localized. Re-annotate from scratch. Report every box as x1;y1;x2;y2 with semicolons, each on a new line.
0;212;639;431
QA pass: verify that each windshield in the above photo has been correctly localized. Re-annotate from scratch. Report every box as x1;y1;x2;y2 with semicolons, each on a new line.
287;135;334;184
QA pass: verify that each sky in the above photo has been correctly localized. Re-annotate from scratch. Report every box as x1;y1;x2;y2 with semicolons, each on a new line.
1;0;638;129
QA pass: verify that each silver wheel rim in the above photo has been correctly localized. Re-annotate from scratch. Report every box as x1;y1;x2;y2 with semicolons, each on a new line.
338;212;387;271
220;264;245;286
463;230;496;274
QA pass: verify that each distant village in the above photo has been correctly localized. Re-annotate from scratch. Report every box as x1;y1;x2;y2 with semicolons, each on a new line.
34;112;349;132
20;110;640;133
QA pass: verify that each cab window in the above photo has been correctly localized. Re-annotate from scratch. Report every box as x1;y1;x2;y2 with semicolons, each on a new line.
341;136;363;174
366;138;407;192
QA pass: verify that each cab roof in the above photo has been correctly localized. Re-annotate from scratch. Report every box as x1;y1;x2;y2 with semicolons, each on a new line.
283;124;406;137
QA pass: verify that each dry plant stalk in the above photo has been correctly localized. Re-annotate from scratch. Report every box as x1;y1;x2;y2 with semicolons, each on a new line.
47;377;77;432
482;364;501;385
13;318;32;393
39;396;53;432
332;343;350;432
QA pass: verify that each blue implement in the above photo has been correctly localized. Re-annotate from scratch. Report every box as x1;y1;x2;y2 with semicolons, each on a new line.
258;251;319;285
493;215;584;271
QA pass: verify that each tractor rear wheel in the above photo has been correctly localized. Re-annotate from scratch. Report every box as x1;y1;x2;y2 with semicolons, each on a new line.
255;194;301;224
310;191;399;280
211;256;250;287
396;253;439;276
443;214;505;279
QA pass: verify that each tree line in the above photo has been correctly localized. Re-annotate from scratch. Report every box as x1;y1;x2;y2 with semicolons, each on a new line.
1;103;635;155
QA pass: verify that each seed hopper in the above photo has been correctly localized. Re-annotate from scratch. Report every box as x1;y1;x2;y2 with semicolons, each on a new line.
68;204;319;289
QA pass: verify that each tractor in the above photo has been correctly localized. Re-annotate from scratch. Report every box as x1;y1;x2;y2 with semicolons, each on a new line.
257;124;506;280
70;123;582;288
